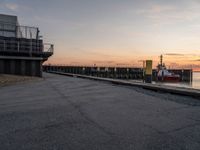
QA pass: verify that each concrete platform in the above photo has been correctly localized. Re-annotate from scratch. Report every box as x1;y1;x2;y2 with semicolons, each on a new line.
0;73;200;150
49;71;200;99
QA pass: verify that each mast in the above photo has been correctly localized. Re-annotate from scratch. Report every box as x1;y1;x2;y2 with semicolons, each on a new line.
160;55;163;67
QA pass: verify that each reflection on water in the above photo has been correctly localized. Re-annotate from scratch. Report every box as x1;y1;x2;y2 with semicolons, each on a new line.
192;72;200;89
155;72;200;89
129;72;200;89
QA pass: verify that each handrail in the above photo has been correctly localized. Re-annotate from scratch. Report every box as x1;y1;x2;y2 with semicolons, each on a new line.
0;22;39;39
43;43;54;53
0;39;53;54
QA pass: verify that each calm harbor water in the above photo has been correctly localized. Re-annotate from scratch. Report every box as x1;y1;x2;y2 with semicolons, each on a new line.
156;72;200;90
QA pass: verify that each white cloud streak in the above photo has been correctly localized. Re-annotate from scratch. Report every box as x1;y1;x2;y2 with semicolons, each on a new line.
136;3;200;25
5;3;19;11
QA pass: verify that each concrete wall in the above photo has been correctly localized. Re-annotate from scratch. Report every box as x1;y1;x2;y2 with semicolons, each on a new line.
0;14;19;37
0;14;18;25
0;14;18;37
0;58;43;77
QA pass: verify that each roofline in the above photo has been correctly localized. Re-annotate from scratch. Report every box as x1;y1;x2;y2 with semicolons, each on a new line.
0;14;18;18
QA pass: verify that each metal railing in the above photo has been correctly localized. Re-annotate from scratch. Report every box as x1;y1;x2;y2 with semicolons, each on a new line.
43;43;54;53
0;39;53;54
0;22;53;56
0;22;39;39
16;25;39;39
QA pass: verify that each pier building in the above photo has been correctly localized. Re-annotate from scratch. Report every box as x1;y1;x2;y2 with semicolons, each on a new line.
0;14;53;77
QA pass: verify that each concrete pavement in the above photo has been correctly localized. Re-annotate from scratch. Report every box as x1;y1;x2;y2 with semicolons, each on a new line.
0;73;200;150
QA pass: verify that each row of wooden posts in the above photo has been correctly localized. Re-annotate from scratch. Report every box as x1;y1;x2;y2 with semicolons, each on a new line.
43;65;192;82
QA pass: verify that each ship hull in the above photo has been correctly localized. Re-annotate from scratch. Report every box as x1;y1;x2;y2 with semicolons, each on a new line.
158;76;180;82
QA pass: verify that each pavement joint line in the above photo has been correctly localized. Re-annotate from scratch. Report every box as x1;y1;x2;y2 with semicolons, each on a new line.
47;71;200;99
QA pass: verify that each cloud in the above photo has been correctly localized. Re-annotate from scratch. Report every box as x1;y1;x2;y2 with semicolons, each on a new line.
72;48;124;59
165;53;185;56
92;60;115;64
69;62;82;65
136;4;175;14
115;63;130;66
5;3;19;11
1;2;31;12
136;2;200;25
193;59;200;61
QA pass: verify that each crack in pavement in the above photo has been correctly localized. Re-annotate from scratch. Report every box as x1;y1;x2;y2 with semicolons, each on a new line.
48;82;123;140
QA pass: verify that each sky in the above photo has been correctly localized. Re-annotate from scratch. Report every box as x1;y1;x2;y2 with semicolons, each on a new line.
1;0;200;69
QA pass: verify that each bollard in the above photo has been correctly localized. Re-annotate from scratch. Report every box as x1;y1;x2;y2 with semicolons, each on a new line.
145;60;153;83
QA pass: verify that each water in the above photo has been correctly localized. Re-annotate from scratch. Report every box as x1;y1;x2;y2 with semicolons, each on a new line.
130;72;200;90
192;72;200;89
155;72;200;90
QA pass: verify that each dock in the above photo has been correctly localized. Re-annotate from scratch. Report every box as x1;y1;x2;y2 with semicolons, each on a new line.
43;65;193;82
0;73;200;149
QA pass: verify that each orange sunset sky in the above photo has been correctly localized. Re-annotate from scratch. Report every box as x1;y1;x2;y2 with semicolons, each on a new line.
1;0;200;70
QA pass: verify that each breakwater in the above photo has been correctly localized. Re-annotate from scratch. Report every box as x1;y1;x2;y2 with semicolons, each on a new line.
43;65;192;82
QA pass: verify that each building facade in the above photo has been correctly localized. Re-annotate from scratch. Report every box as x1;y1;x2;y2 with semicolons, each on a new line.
0;14;53;77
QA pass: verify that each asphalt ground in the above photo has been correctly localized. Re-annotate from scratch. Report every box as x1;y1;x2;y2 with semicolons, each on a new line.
0;73;200;150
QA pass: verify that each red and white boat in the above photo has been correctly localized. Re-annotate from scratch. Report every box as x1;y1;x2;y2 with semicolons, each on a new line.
157;55;180;82
157;68;180;82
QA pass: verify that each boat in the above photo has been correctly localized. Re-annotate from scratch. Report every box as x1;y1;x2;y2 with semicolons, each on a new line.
157;55;180;82
157;68;180;82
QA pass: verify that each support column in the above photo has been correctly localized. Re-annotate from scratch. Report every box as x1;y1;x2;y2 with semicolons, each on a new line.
10;60;15;74
0;59;4;73
21;60;26;76
31;60;36;76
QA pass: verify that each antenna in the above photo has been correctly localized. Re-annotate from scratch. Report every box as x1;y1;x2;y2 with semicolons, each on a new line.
160;55;163;67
